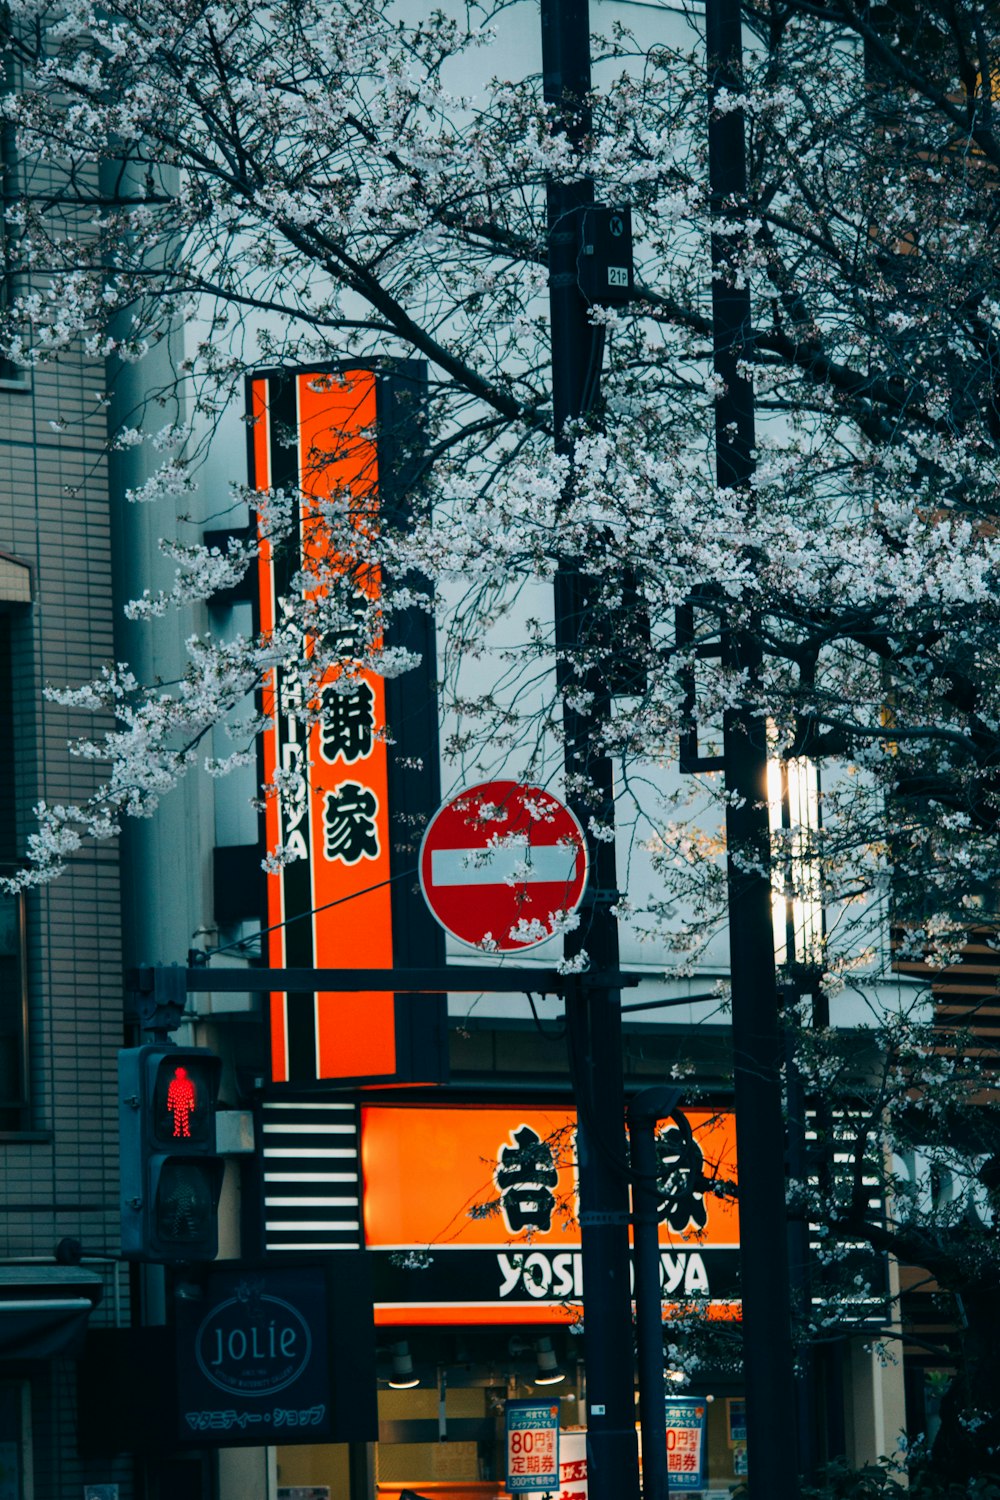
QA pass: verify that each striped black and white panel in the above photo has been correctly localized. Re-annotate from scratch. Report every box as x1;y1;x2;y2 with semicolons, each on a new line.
261;1098;362;1252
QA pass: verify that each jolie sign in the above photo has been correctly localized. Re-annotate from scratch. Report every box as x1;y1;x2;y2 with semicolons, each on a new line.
195;1290;311;1396
176;1266;333;1444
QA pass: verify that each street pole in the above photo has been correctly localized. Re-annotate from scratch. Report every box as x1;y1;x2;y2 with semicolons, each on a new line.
540;3;641;1499
628;1088;683;1500
706;0;801;1493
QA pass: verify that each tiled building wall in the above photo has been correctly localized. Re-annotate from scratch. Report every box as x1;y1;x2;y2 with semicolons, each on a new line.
0;344;133;1495
0;358;123;1227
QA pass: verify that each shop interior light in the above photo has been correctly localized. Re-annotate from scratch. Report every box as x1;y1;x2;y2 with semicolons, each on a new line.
533;1336;565;1386
387;1341;420;1389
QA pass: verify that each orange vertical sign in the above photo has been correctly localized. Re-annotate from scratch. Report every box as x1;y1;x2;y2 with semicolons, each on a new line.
252;368;396;1082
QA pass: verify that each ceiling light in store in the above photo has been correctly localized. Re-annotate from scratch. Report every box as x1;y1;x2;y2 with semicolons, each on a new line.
533;1337;565;1386
387;1341;420;1389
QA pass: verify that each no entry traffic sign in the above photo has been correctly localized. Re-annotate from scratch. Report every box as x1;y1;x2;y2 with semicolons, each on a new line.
419;781;589;952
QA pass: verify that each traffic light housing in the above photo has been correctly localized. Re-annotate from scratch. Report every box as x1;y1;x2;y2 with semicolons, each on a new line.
119;1046;225;1262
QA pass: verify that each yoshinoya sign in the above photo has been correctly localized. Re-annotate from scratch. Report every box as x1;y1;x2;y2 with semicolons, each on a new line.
250;363;447;1088
360;1104;740;1324
174;1264;371;1445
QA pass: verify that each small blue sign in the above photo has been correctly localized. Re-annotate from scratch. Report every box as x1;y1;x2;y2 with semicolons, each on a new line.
665;1397;708;1491
505;1398;560;1493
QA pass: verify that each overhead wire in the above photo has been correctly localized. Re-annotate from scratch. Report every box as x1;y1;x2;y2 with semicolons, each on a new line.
199;864;419;960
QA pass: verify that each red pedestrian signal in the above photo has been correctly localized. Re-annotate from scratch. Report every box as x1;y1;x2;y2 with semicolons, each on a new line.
119;1046;224;1262
166;1066;196;1138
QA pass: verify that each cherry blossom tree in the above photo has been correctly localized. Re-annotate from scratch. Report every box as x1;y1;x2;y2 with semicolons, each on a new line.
3;0;1000;1475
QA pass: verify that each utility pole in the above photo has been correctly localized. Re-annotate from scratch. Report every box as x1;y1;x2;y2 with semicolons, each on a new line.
540;3;641;1499
706;0;801;1493
628;1088;683;1500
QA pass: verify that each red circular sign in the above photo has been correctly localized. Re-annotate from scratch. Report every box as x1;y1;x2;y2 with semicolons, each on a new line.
419;781;589;952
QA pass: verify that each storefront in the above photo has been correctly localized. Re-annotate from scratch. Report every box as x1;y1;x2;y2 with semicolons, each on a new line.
266;1099;747;1498
273;1340;750;1498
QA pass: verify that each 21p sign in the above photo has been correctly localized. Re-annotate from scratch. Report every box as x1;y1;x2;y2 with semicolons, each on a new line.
505;1399;560;1493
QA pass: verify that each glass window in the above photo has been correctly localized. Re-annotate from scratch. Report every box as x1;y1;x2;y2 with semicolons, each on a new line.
0;90;29;389
0;613;27;1124
0;887;26;1115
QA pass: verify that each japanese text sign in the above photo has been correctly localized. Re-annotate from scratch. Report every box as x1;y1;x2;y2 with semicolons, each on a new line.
173;1257;377;1448
175;1266;334;1446
505;1400;560;1493
361;1104;740;1324
513;1430;587;1499
253;368;395;1084
664;1398;708;1491
250;364;446;1088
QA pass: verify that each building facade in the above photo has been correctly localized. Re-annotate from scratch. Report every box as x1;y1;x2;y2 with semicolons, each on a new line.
0;313;131;1497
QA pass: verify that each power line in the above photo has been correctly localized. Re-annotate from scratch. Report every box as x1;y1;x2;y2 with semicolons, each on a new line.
198;864;418;961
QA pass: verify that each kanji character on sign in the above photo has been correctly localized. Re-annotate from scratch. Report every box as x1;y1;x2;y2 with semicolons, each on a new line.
323;782;380;864
656;1109;708;1232
327;592;372;661
319;679;375;765
496;1124;558;1233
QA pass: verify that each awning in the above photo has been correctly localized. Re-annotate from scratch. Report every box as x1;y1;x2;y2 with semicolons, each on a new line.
0;1267;103;1360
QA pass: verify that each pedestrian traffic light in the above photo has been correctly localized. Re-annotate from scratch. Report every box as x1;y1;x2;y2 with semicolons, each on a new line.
119;1046;225;1263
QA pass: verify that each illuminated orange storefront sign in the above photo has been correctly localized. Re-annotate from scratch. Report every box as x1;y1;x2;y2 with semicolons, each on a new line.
250;364;446;1087
361;1105;740;1325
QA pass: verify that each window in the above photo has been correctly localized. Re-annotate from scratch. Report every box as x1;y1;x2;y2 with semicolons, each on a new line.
0;100;29;389
0;887;27;1119
767;752;823;970
0;597;29;1126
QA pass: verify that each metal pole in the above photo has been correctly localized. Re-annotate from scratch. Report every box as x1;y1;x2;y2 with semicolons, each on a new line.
706;0;801;1493
540;3;640;1498
628;1087;683;1500
785;985;818;1481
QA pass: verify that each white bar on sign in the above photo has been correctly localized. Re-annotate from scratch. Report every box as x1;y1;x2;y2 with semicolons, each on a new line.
431;844;577;887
